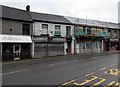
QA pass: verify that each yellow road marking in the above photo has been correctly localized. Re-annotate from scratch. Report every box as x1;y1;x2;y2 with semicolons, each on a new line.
91;77;106;87
105;69;119;76
99;67;107;71
0;59;40;65
111;64;116;66
85;72;94;76
74;76;98;86
105;81;116;87
62;79;76;85
0;54;76;65
0;57;59;65
114;82;120;87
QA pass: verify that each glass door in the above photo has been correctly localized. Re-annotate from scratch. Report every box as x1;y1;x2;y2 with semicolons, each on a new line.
13;45;21;60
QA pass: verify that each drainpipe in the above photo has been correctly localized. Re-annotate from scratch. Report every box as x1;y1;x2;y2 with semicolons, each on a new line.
0;43;2;61
74;25;75;54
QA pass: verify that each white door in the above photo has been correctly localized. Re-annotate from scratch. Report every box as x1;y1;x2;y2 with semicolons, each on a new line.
13;45;21;60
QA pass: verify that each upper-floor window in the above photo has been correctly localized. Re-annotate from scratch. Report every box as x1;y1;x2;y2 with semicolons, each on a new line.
114;31;117;38
66;26;71;36
55;25;61;31
22;24;30;35
41;24;48;35
87;27;91;34
54;25;61;35
108;30;111;37
83;27;86;34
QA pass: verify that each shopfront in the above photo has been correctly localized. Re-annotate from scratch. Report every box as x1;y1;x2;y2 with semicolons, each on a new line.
109;39;120;51
0;34;32;61
75;36;103;54
33;37;65;58
104;39;120;51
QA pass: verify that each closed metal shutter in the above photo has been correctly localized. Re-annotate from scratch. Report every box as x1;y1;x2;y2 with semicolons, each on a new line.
48;43;64;56
34;43;64;58
34;43;47;58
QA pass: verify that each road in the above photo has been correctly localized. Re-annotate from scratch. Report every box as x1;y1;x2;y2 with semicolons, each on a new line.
2;52;119;86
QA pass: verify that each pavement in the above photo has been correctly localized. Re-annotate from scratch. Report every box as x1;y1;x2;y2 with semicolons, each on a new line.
1;51;120;87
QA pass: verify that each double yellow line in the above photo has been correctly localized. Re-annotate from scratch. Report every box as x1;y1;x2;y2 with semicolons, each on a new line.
0;54;75;65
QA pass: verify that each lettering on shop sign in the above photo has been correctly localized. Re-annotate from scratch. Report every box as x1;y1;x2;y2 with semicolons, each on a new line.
53;38;66;41
2;36;21;41
34;37;48;41
110;39;119;42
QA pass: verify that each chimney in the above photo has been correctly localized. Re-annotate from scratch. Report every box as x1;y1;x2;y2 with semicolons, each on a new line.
26;5;30;11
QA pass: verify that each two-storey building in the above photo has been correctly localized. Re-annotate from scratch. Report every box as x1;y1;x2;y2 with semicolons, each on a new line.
0;5;119;61
65;16;108;54
0;5;32;61
30;12;75;58
103;23;120;51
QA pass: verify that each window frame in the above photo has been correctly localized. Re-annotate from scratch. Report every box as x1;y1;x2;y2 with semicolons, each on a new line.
41;24;48;35
66;26;71;36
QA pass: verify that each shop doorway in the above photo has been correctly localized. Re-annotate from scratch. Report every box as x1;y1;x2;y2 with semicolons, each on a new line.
13;45;21;60
67;42;71;55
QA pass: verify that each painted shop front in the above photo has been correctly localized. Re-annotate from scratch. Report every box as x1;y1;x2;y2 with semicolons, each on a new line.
0;34;32;61
104;39;120;51
33;36;66;58
75;36;103;54
75;26;107;54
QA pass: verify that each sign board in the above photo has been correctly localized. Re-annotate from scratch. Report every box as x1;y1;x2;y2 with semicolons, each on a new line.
34;37;48;41
0;34;32;43
110;39;119;42
53;38;66;41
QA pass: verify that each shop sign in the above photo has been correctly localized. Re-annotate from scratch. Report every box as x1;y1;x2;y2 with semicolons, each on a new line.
34;37;48;41
0;34;32;43
110;39;119;42
105;39;108;42
53;38;66;41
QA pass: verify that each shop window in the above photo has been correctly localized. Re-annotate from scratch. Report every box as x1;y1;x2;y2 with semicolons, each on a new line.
86;42;91;50
83;42;86;49
3;44;13;53
66;26;71;36
41;24;48;35
22;24;30;35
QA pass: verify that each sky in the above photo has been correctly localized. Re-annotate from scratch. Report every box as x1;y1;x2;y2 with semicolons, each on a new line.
0;0;119;23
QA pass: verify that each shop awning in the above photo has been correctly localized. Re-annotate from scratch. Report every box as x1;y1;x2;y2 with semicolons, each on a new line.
0;34;32;43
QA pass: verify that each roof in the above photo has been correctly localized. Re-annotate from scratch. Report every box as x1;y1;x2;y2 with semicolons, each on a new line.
0;5;118;29
65;16;118;29
31;12;72;24
1;5;32;22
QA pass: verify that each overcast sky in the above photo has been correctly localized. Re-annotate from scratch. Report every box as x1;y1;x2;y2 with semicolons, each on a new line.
0;0;119;23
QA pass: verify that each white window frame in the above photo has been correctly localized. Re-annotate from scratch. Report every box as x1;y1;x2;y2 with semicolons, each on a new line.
55;25;61;32
41;24;48;35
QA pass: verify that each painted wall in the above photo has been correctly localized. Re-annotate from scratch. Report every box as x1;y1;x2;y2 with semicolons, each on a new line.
0;18;2;34
2;19;32;35
33;22;74;37
0;43;2;60
107;29;120;39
